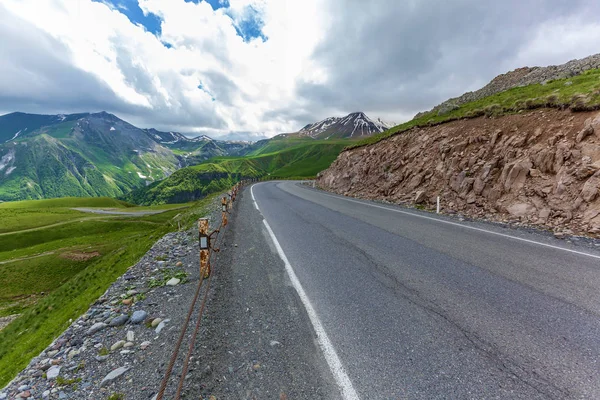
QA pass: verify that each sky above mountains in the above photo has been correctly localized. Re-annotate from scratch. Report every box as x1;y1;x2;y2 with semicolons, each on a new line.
1;0;600;139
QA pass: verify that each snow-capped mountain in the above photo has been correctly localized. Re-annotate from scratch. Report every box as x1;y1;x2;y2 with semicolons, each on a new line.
143;128;190;145
299;112;391;140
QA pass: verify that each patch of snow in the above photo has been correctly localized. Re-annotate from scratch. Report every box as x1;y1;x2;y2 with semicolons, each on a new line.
137;172;148;179
0;149;15;171
5;166;16;175
57;114;66;121
7;130;22;142
154;134;162;140
110;127;116;131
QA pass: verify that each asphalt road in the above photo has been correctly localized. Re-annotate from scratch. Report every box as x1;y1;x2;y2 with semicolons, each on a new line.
248;181;600;400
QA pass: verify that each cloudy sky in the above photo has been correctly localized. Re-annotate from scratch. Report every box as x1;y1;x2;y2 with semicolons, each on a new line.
1;0;599;139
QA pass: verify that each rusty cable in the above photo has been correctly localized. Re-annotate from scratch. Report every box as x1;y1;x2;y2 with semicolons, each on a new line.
156;185;240;399
174;263;213;398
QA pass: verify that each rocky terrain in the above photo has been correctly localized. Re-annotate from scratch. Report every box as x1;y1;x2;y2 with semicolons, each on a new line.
0;198;223;400
318;108;600;238
418;54;600;117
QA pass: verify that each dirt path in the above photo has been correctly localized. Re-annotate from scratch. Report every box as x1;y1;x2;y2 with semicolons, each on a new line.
0;251;55;265
72;207;175;216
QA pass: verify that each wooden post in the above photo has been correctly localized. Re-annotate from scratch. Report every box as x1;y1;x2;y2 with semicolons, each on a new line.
221;197;228;226
199;218;210;278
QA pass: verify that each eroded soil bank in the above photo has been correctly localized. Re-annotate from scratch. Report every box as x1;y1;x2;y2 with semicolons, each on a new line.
319;109;600;237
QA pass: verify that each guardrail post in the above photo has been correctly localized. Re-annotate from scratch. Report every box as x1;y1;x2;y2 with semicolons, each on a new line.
221;197;228;226
436;196;441;214
199;218;210;278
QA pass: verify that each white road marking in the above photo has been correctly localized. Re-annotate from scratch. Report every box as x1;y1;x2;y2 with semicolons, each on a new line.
250;184;260;210
262;218;360;400
309;188;600;260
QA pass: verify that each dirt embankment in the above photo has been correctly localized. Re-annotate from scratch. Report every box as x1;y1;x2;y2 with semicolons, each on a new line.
318;109;600;237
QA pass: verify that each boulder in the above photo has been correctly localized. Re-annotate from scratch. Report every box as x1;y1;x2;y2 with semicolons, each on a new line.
504;161;532;193
414;191;427;203
581;171;600;202
507;203;537;217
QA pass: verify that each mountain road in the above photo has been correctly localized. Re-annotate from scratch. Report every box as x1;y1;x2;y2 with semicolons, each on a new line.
201;181;600;399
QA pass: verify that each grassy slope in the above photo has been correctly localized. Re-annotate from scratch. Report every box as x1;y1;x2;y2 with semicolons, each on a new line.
0;195;216;387
351;68;600;150
0;197;132;209
123;140;349;205
0;198;134;233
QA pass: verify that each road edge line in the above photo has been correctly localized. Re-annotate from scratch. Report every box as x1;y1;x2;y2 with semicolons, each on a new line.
262;218;360;400
310;188;600;260
250;184;260;211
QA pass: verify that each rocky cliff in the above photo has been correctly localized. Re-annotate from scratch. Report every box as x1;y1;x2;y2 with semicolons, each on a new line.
318;109;600;237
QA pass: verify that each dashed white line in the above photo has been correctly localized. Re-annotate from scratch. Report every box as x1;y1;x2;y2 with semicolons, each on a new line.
262;218;360;400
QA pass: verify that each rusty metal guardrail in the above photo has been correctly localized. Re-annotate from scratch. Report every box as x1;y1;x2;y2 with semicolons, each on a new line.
155;180;249;400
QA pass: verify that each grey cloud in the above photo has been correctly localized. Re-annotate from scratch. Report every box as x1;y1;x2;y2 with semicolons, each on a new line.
0;4;139;115
0;4;226;134
297;0;600;121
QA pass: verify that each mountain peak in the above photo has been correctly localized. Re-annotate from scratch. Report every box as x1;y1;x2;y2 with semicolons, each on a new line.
299;112;388;140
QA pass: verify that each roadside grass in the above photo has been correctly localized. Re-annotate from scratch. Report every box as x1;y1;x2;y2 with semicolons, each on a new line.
0;197;133;209
0;194;216;387
350;68;600;150
0;208;86;233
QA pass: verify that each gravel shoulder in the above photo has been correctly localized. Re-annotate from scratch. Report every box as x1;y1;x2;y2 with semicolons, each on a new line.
183;187;340;399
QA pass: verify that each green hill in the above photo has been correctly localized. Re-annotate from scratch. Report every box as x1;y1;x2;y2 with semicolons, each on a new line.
0;112;252;202
122;140;349;205
0;112;180;201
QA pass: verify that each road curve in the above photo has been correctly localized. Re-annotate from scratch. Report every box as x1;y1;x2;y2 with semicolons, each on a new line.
250;181;600;400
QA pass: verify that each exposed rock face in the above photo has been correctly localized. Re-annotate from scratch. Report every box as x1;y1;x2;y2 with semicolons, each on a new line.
318;109;600;237
416;54;600;118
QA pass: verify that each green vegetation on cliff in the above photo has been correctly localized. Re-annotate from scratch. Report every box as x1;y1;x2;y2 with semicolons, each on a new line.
351;68;600;150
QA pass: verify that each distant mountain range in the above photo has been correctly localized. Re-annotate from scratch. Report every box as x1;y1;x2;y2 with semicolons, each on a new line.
0;110;390;202
0;112;249;201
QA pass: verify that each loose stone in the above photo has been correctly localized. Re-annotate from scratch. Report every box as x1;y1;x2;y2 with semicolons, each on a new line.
85;322;107;336
130;310;147;324
166;278;180;286
109;315;129;327
111;340;126;351
100;366;130;387
151;318;162;328
46;365;61;380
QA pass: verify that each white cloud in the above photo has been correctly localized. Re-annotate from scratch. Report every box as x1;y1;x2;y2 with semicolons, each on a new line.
0;0;599;138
